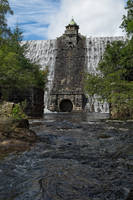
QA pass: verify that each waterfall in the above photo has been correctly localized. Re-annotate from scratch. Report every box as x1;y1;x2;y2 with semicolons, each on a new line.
85;36;125;113
22;40;57;113
22;36;125;114
86;36;124;74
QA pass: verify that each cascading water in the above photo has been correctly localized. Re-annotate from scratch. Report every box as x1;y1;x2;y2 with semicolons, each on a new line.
23;36;125;114
85;36;125;113
22;40;57;113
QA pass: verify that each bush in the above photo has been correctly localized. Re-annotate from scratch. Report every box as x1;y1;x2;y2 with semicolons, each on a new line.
11;103;27;120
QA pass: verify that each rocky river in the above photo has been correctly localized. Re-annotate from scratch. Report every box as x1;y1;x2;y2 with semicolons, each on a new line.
0;113;133;200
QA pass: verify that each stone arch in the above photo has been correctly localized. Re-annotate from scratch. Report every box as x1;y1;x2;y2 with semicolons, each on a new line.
59;99;73;112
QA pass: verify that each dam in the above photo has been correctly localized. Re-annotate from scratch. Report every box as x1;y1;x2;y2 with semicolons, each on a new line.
24;19;124;113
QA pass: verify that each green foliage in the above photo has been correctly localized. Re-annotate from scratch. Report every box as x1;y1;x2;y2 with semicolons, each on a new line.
84;40;133;118
121;0;133;37
11;103;27;120
84;74;104;98
0;25;47;90
0;0;13;43
84;1;133;119
0;0;48;100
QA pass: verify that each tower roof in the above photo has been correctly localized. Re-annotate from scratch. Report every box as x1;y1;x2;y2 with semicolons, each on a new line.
69;18;78;26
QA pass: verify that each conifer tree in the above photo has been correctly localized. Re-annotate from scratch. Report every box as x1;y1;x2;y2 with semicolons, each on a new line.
0;0;13;43
0;0;47;100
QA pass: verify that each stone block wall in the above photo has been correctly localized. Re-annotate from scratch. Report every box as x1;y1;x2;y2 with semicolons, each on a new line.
48;24;86;112
49;93;87;112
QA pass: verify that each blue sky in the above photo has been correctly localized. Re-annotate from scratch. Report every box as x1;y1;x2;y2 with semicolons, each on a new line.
8;0;126;40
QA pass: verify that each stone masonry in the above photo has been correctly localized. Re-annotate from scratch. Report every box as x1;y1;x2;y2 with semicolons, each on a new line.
48;19;87;112
21;20;125;114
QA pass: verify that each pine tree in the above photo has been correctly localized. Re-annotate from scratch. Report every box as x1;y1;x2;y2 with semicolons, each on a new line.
0;0;13;43
0;0;47;100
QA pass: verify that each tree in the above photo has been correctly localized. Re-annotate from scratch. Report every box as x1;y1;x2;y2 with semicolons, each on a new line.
121;0;133;37
0;25;47;98
0;0;13;43
0;0;47;101
84;1;133;119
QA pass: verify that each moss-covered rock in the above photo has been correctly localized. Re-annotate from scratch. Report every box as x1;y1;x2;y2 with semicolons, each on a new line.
0;102;37;157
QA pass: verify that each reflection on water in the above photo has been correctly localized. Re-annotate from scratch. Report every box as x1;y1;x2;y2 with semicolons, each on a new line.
43;112;109;122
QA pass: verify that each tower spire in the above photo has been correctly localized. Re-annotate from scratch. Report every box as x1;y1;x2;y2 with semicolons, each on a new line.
69;17;77;26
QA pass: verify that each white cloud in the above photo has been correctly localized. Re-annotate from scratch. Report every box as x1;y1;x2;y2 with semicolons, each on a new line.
8;0;126;40
47;0;126;39
8;0;59;39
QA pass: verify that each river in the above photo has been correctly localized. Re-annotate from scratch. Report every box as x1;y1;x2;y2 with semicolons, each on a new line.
0;113;133;200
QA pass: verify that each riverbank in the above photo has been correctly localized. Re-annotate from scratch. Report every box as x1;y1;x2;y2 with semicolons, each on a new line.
0;102;37;158
0;118;37;159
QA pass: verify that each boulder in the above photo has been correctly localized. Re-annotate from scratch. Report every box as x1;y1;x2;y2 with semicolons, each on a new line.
0;102;37;155
0;118;36;142
0;101;14;119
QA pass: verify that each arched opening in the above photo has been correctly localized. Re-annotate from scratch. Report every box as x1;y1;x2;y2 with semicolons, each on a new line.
59;99;73;112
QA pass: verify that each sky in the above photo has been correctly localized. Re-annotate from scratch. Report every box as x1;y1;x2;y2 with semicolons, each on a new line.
8;0;127;40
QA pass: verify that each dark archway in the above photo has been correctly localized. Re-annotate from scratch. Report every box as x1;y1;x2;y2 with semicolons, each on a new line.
59;99;73;112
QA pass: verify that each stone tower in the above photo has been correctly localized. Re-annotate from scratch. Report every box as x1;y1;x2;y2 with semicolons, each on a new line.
48;18;87;112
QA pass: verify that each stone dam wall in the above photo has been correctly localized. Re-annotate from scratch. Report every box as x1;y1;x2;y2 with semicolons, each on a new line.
22;36;124;113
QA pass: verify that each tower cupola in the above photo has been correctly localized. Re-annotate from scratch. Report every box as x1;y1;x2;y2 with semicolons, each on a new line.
65;18;79;36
